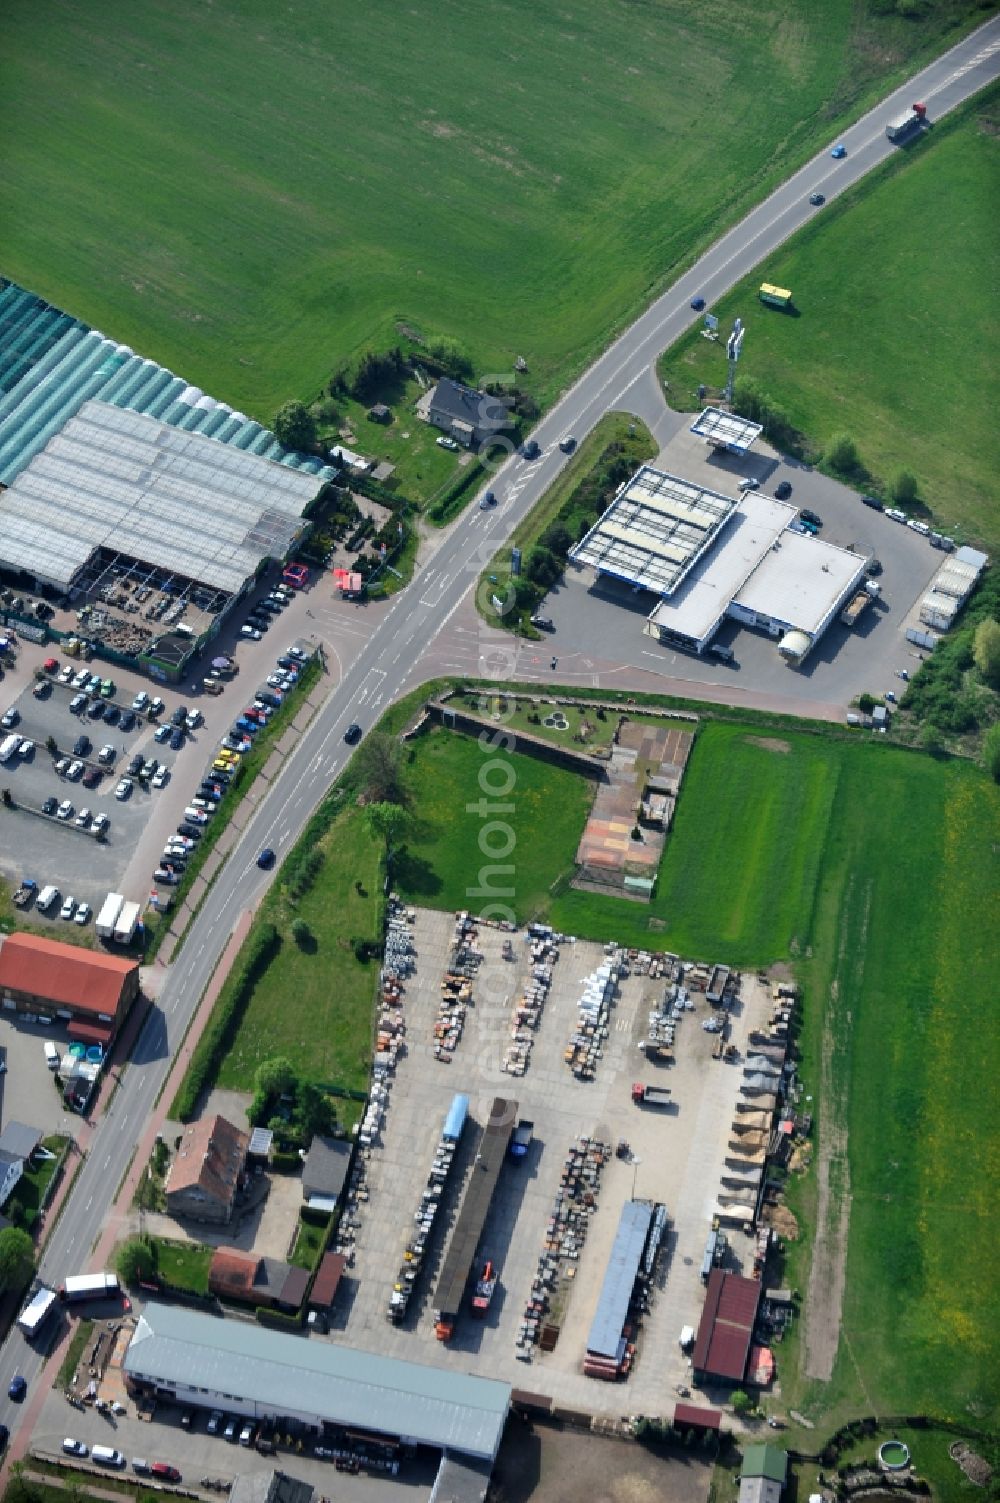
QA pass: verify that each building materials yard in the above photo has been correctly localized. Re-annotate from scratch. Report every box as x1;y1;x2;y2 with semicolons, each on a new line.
317;907;774;1413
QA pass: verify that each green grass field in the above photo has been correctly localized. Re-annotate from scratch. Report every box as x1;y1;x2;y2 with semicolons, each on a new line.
215;805;383;1095
394;725;593;920
659;90;1000;552
1;1;985;421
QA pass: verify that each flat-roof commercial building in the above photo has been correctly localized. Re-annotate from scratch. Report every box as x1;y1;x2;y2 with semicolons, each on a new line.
0;932;139;1045
645;491;794;651
123;1303;511;1462
571;466;736;596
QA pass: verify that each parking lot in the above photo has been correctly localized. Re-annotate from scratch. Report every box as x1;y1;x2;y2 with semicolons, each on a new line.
0;1010;85;1142
541;424;943;710
0;583;327;923
321;909;770;1414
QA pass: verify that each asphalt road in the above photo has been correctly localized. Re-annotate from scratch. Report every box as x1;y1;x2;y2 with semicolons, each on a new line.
2;14;998;1444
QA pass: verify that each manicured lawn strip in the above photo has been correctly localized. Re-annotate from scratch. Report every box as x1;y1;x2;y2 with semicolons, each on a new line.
56;1318;93;1389
214;804;384;1096
393;726;593;921
658;90;1000;552
452;690;620;756
1;1;985;422
289;1214;329;1271
474;415;656;630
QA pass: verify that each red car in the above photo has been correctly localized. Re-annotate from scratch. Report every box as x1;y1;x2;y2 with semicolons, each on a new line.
282;562;309;589
151;1464;181;1482
43;657;59;674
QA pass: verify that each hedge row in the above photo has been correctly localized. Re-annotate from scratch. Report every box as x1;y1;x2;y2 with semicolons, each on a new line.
171;922;281;1122
427;459;488;526
256;1304;305;1331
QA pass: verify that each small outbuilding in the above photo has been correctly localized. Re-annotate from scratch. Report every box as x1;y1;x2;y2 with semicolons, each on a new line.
367;403;392;424
740;1444;788;1503
301;1135;351;1212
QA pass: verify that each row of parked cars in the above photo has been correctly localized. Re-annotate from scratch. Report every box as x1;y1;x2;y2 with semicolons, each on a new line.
62;1439;180;1479
240;581;293;640
153;643;311;886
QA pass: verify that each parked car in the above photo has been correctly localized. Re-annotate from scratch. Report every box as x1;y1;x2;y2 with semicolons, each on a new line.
82;766;101;788
59;665;75;684
177;823;202;840
151;1464;181;1482
57;799;75;820
72;669;90;690
207;1411;223;1435
128;753;145;775
141;759;158;780
114;777;133;800
436;435;459;451
92;813;109;835
69;693;87;713
148;696;165;716
241;625;262;640
132;691;150;712
66;760;84;780
87;698;105;719
42;796;58;815
99;743;116;764
74;902;92;926
33;680;51;699
866;558;883;577
74;807;91;828
239;1425;254;1447
102;703;120;725
19;739;34;758
62;1439;87;1457
72;734;91;758
223;1418;237;1442
799;508;822;527
119;709;137;731
154;723;172;743
774;480;792;499
185;709;203;730
738;477;760;493
152;765;169;788
60;895;77;920
169;729;185;751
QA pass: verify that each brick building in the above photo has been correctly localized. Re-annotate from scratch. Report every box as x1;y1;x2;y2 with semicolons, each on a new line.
0;932;140;1046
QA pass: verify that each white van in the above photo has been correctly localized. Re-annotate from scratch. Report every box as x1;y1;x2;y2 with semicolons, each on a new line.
37;885;60;913
91;1446;126;1468
0;734;21;763
44;1041;60;1070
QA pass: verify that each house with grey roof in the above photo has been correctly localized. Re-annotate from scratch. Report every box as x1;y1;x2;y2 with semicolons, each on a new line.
0;1122;42;1209
427;379;509;449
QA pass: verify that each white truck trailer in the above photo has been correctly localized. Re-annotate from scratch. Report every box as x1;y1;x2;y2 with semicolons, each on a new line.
95;892;125;939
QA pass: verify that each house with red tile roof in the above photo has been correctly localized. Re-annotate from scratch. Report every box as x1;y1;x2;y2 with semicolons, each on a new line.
165;1114;248;1225
0;932;139;1046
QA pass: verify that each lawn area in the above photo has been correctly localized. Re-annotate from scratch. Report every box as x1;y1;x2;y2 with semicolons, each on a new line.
215;804;384;1095
149;1237;212;1296
793;1426;1000;1503
6;1135;68;1230
658;90;1000;553
1;1;985;423
289;1214;330;1272
449;690;620;756
393;725;593;920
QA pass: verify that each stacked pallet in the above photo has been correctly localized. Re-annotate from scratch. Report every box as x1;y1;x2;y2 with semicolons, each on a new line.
515;1136;609;1360
563;951;623;1080
433;913;483;1062
503;933;558;1076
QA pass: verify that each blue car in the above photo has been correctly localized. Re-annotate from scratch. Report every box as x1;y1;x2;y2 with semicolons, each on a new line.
169;729;184;751
831;143;847;159
8;1374;26;1402
257;848;275;869
690;296;705;311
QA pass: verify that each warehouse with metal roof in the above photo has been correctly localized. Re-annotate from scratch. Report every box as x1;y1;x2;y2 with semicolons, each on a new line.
570;465;735;596
0;401;319;596
586;1199;653;1362
691;1269;761;1384
124;1303;511;1461
0;278;337;487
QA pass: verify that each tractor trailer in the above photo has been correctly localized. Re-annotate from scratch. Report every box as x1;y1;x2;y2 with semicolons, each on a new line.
886;103;927;143
632;1083;672;1108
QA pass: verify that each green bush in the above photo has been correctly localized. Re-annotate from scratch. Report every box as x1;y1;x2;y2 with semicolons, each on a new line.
171;922;281;1121
270;1149;301;1174
256;1304;305;1329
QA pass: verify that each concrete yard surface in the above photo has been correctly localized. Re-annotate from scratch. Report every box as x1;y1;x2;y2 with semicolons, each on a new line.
321;908;771;1415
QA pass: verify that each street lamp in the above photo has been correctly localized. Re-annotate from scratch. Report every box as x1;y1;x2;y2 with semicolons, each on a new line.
631;1156;642;1200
